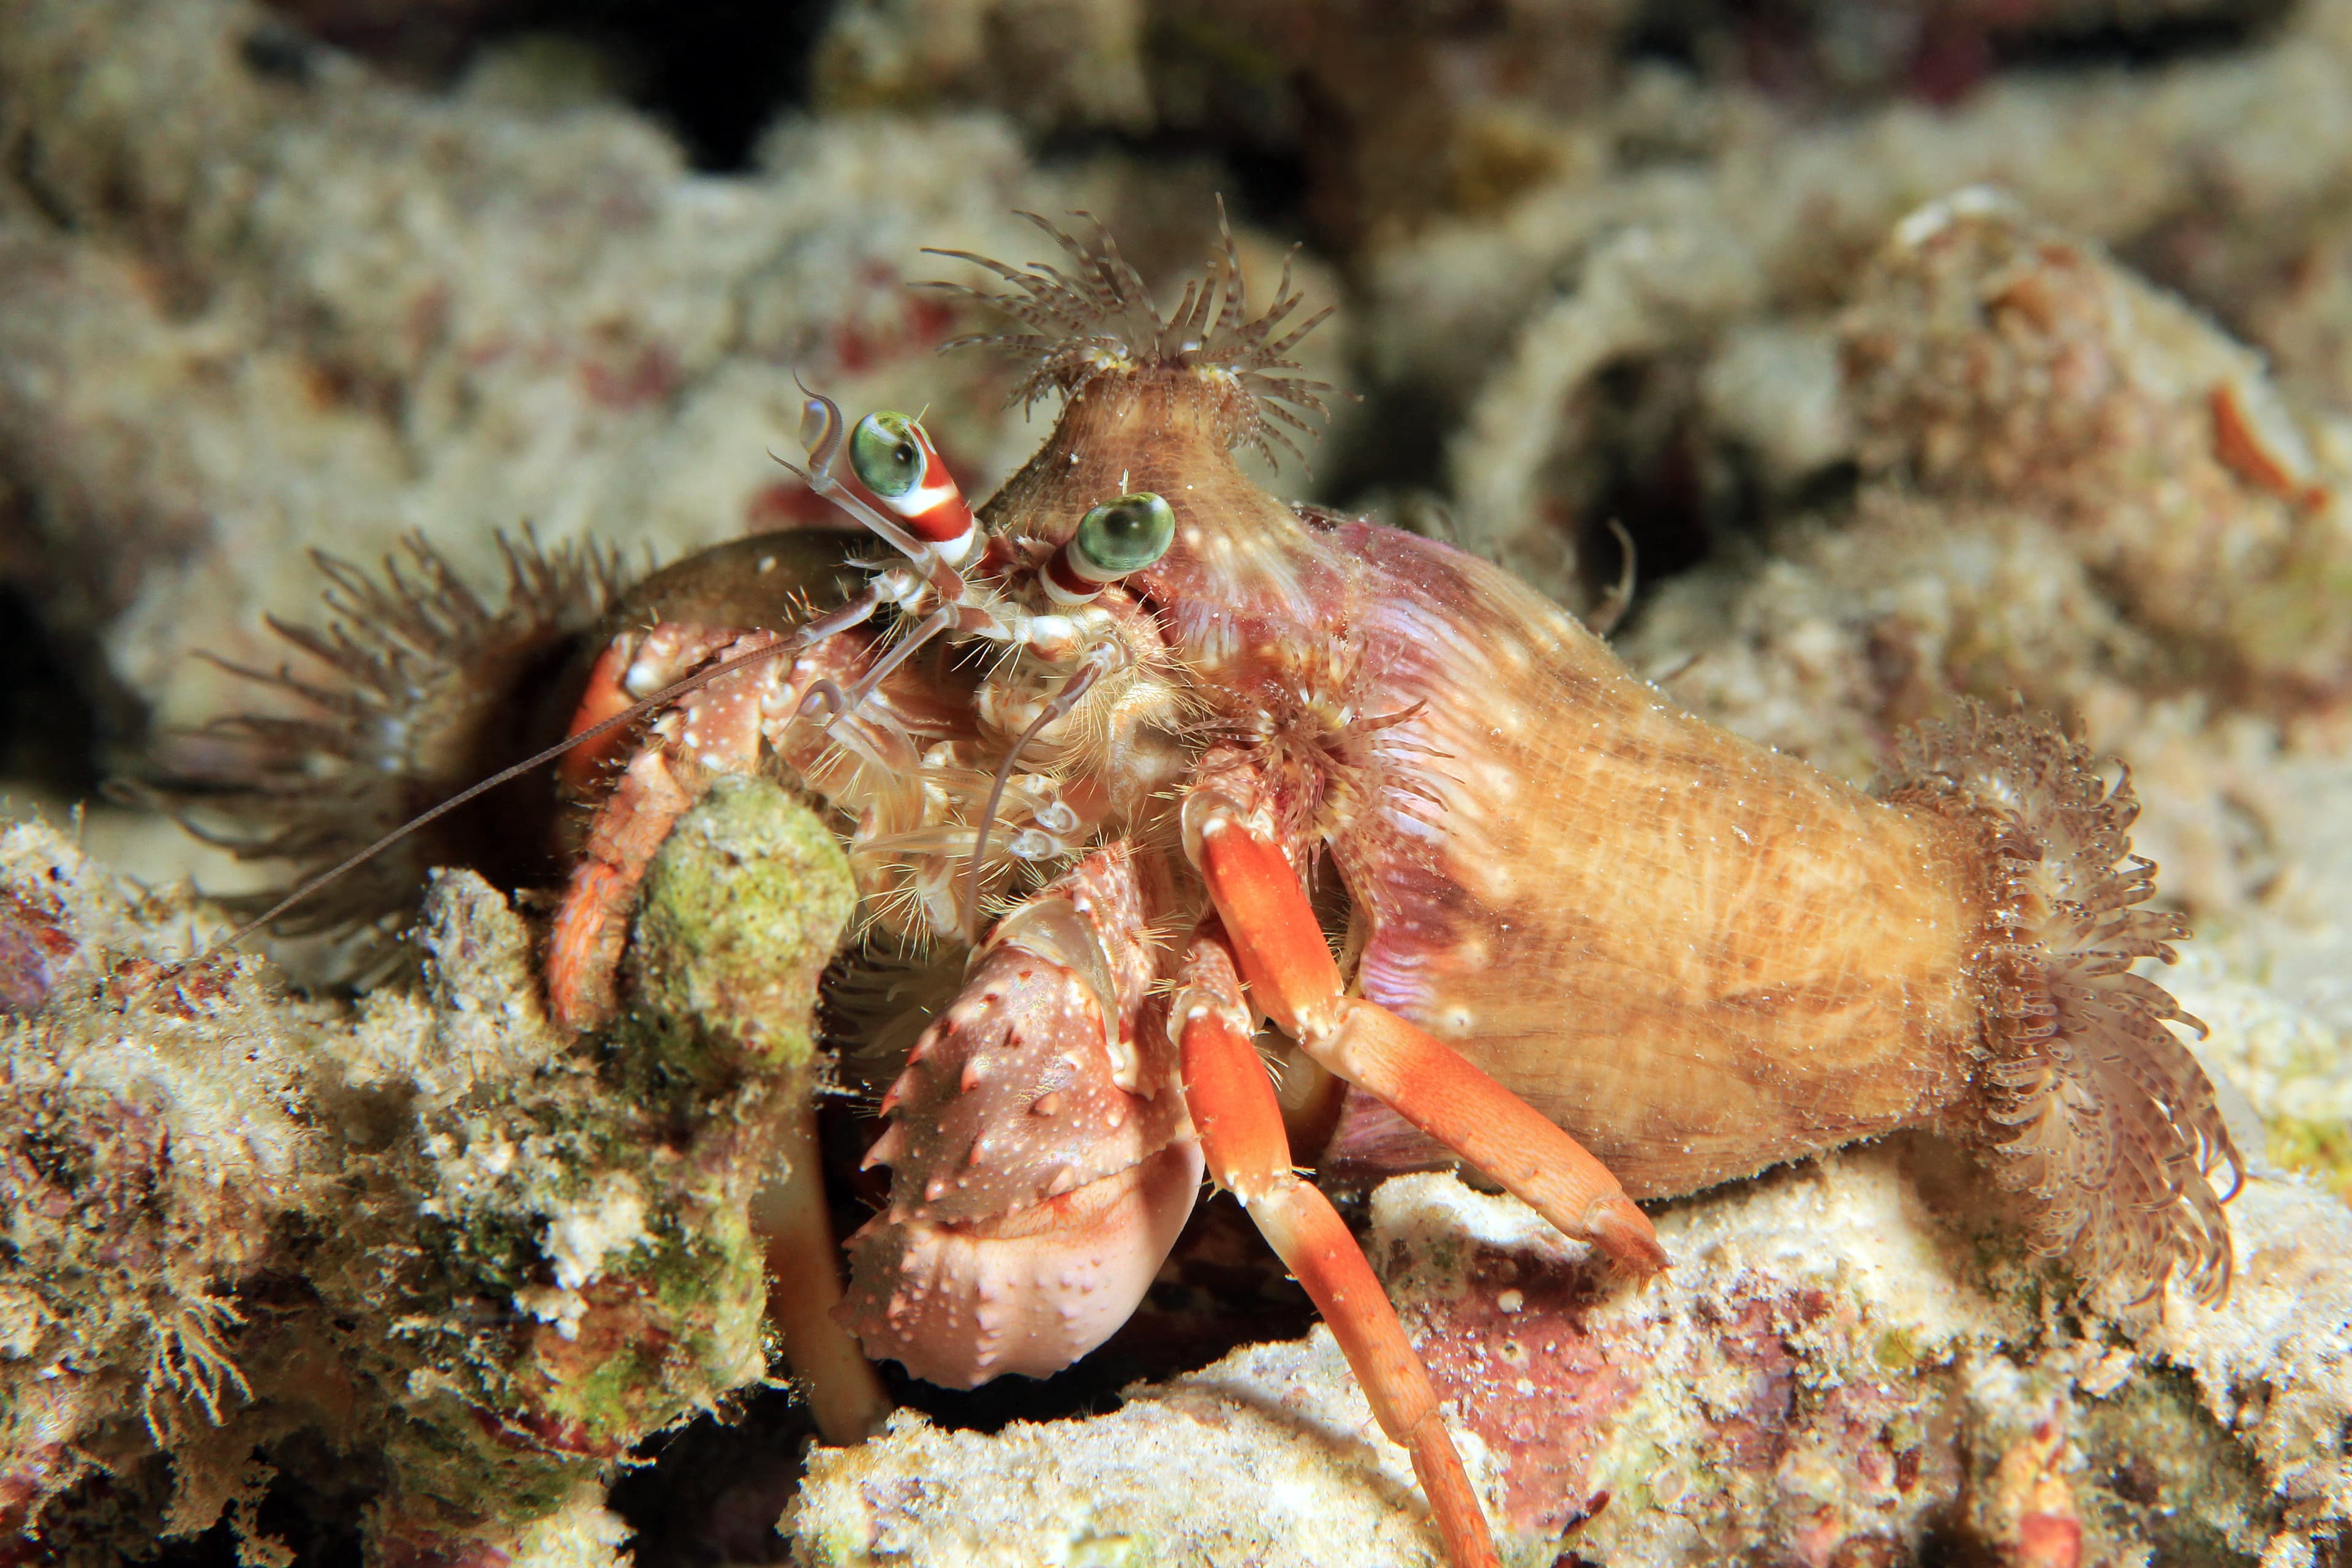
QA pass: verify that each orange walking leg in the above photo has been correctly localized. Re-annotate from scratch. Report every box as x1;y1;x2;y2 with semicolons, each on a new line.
543;620;898;1438
1176;926;1500;1568
1192;803;1667;1273
555;639;644;794
546;745;696;1030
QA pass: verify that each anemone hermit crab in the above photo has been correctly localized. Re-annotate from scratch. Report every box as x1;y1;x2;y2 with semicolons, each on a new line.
182;217;2240;1568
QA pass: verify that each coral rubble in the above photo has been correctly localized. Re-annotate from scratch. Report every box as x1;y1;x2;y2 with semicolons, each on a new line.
1;774;851;1564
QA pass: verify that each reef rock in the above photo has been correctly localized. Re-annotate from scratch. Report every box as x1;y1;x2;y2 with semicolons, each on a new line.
795;1144;2352;1567
1;774;853;1566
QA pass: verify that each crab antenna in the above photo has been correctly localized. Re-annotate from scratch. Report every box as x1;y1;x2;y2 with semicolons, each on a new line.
959;642;1118;943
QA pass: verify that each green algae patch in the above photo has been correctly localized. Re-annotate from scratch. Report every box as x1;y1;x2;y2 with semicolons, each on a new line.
2268;1116;2352;1205
643;1213;768;1358
389;1400;599;1529
625;774;856;1095
418;776;853;1492
1873;1325;1923;1373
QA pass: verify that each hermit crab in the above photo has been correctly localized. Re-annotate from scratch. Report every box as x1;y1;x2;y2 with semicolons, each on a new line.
170;216;2239;1568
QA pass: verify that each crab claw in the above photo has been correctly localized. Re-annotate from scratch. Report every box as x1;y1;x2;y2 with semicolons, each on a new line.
835;1139;1202;1387
834;853;1199;1387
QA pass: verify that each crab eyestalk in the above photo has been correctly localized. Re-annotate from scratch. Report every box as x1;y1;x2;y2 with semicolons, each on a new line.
1039;491;1177;606
848;410;981;568
794;396;970;598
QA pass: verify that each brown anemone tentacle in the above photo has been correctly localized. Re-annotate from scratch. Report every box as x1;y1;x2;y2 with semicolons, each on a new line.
134;530;627;935
1881;700;2241;1304
924;201;1333;464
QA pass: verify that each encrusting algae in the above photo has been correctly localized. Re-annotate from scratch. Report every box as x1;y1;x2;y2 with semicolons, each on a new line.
1;770;851;1566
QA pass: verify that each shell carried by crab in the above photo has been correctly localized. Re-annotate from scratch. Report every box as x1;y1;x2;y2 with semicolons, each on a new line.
170;214;2240;1568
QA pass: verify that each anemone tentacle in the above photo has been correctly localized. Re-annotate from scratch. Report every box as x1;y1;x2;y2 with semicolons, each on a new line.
1883;700;2241;1305
925;207;1334;466
134;530;628;935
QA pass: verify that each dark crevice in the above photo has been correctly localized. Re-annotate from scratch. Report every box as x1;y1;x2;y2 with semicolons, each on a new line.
1033;126;1314;247
611;1384;815;1566
239;17;328;86
1321;377;1456;511
4;126;82;233
494;1;840;172
1988;0;2294;74
0;582;105;799
1621;0;2293;115
81;1431;377;1568
260;0;841;172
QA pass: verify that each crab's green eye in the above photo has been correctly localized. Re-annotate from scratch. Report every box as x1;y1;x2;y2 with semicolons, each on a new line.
850;411;924;498
1072;492;1176;578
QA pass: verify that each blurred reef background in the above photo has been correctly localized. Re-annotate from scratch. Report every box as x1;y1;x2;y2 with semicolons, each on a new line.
4;1;2352;1564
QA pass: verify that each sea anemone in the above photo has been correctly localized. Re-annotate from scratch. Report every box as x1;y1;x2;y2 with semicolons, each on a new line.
136;532;625;936
926;209;1335;465
1882;701;2241;1303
